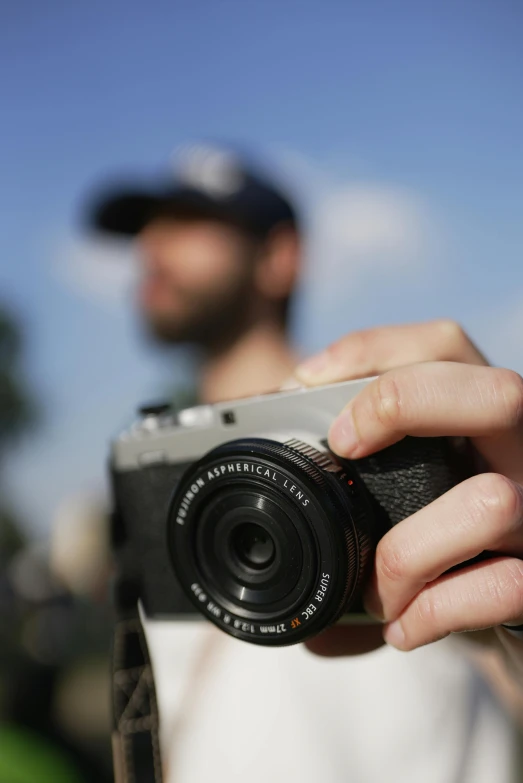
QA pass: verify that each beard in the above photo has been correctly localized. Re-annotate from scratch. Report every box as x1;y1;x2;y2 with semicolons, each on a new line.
140;271;256;351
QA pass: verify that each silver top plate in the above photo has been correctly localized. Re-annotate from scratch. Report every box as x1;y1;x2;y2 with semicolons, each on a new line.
112;377;374;470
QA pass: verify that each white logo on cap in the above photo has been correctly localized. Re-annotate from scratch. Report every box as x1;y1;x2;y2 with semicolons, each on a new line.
173;145;244;198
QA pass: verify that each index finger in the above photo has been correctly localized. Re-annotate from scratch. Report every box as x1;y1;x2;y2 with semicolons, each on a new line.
328;362;523;484
295;320;488;386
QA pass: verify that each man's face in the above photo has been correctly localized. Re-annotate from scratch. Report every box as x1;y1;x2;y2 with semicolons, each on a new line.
136;216;257;345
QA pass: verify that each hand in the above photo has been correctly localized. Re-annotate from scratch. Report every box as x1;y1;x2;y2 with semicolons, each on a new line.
294;320;523;665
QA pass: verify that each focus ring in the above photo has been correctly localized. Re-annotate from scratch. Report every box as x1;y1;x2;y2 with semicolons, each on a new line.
284;439;373;620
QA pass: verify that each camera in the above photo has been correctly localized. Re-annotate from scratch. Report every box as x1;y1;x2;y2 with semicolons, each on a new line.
110;378;469;646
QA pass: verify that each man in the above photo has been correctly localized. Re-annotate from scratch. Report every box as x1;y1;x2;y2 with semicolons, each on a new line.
90;146;300;403
88;146;521;782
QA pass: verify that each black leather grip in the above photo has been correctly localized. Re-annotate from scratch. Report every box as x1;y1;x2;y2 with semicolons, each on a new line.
352;436;475;528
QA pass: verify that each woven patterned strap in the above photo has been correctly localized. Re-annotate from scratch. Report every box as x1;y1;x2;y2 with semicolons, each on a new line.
111;613;164;783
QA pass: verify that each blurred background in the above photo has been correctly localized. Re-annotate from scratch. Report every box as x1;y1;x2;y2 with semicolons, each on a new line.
1;1;523;780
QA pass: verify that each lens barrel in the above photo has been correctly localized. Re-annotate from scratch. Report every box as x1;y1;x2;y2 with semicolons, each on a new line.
169;437;374;645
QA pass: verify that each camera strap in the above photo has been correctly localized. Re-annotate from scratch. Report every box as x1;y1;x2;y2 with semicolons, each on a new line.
111;606;164;783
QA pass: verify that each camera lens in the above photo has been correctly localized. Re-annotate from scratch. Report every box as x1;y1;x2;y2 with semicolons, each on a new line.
196;489;307;609
169;437;373;646
230;523;276;570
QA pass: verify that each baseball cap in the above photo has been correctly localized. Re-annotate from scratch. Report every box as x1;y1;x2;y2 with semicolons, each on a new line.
87;145;298;239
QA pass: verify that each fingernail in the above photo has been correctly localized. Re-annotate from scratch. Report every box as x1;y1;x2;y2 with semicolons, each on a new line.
295;351;330;382
279;377;303;391
328;406;360;456
384;620;406;649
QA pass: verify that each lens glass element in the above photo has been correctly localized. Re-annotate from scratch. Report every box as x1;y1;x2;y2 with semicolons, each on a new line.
229;522;276;570
195;488;309;610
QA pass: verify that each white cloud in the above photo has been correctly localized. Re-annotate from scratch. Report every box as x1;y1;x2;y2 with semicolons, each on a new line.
270;149;443;351
310;183;429;276
53;235;138;308
273;149;436;290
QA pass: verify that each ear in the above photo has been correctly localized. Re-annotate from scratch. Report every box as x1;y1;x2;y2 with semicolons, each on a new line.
254;226;301;301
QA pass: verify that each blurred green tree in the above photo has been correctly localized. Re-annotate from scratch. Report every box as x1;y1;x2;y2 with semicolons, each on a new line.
0;305;36;446
0;303;37;553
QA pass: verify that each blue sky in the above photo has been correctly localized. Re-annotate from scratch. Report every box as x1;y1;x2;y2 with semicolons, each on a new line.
1;1;523;535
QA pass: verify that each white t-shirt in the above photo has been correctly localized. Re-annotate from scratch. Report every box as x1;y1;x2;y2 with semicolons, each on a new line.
145;621;517;783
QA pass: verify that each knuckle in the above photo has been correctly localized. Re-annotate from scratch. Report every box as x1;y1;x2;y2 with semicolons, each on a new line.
492;368;523;428
371;373;402;428
330;329;374;371
436;318;468;346
434;319;468;352
469;473;523;537
375;538;410;584
327;337;350;367
413;589;440;628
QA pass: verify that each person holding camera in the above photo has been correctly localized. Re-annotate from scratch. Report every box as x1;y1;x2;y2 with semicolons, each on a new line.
89;146;521;783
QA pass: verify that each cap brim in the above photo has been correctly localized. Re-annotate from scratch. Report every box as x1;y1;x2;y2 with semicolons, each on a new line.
90;185;235;236
90;190;167;236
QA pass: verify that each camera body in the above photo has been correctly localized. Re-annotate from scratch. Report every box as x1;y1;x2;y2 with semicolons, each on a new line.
110;378;467;646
